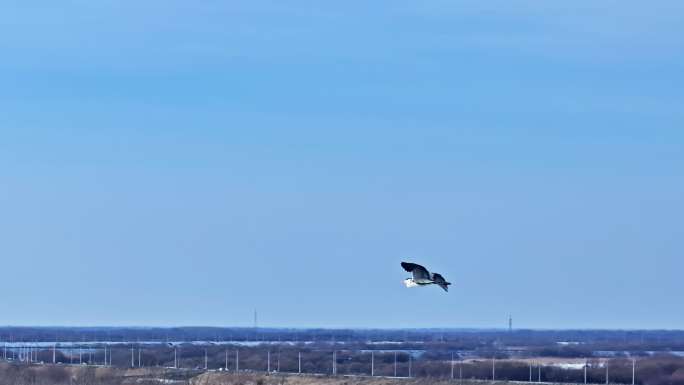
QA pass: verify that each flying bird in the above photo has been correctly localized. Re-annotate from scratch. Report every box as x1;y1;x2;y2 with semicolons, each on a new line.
401;261;451;292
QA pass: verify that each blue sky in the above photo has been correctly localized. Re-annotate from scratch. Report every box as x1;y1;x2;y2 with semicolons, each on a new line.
0;1;682;329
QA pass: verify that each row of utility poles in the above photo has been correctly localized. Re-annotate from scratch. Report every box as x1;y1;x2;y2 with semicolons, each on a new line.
1;344;114;366
146;348;409;376
0;344;640;385
2;344;113;367
523;359;638;385
180;348;640;385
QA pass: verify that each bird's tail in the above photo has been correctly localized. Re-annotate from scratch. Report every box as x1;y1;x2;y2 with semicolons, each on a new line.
438;282;451;292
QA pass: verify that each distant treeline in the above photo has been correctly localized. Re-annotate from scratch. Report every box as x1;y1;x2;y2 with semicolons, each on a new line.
1;327;684;348
1;327;684;357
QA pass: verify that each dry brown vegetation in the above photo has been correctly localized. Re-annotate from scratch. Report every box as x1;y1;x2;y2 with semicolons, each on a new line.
193;372;535;385
0;363;195;385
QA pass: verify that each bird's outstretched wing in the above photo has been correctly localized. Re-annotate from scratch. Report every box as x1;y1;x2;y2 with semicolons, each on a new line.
401;262;431;280
432;273;450;292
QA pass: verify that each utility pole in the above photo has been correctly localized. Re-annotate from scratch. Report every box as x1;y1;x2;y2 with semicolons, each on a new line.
632;359;636;385
606;362;609;384
104;347;107;367
395;351;398;377
371;351;374;377
584;362;588;384
267;350;271;373
204;349;208;370
254;309;258;340
298;352;301;374
408;354;412;378
492;357;496;381
139;348;142;368
174;348;177;369
538;364;541;382
530;362;533;382
332;350;336;375
225;350;228;371
451;352;454;380
131;347;134;368
236;350;239;372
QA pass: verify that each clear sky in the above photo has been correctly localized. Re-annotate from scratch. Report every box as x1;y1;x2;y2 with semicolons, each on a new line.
1;1;682;329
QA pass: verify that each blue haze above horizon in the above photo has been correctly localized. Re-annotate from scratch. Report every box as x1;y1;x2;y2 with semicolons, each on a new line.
0;1;682;329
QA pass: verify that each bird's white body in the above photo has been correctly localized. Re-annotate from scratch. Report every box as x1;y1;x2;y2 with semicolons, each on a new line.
403;278;433;287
